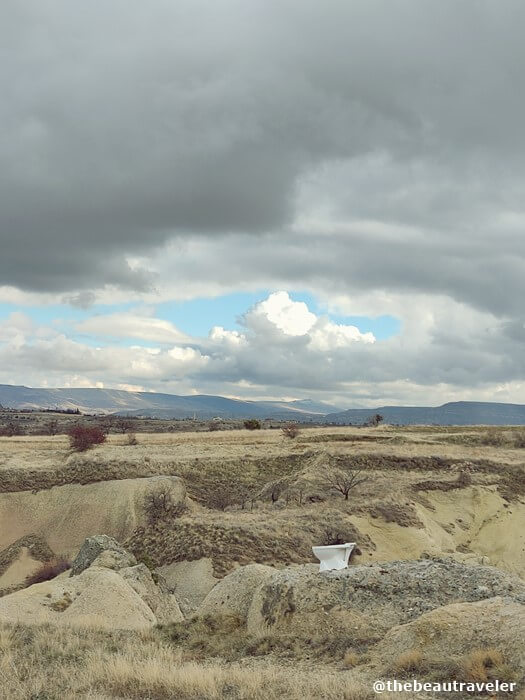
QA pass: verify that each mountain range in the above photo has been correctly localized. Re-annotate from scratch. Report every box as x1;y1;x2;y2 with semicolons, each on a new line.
324;401;525;425
2;385;525;424
0;384;340;420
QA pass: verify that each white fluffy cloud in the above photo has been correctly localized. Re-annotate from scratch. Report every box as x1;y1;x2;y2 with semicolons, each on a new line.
242;292;375;348
3;290;523;407
246;292;317;336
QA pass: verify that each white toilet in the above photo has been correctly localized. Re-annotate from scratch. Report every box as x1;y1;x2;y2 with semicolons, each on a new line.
312;542;356;572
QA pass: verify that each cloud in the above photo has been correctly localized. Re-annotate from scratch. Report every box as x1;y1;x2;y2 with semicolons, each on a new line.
3;291;524;406
1;0;525;318
3;2;525;403
240;292;375;348
308;319;375;351
75;310;190;344
244;292;317;336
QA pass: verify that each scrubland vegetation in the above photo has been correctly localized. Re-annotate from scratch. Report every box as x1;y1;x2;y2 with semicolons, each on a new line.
0;622;379;700
0;422;524;698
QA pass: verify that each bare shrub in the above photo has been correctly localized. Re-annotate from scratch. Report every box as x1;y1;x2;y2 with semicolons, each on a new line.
480;428;507;446
68;424;107;451
115;418;136;433
456;463;473;486
144;484;187;526
25;557;71;587
208;421;222;431
325;467;368;500
281;423;300;439
244;419;261;430
127;432;138;445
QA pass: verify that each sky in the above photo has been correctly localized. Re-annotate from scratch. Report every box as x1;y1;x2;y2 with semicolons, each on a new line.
1;0;524;408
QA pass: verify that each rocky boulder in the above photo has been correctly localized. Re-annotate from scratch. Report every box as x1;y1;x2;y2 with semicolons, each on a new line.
70;535;135;576
158;558;220;616
246;558;525;637
0;566;156;630
119;563;183;624
197;564;275;622
371;596;525;681
0;536;184;629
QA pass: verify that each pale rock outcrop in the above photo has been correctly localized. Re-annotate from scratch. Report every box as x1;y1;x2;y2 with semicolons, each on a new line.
371;596;525;679
90;548;138;571
0;536;184;629
0;566;156;630
158;558;220;616
246;558;525;637
0;475;186;558
60;568;157;629
197;564;274;621
119;563;183;624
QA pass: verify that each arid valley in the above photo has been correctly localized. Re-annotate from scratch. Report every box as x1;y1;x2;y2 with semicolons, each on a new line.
1;422;524;698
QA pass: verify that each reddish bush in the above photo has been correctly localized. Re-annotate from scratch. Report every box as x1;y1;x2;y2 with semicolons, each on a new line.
281;423;300;439
68;424;107;451
25;557;71;587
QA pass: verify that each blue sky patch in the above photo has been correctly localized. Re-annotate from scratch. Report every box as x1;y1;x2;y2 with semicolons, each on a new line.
0;292;400;345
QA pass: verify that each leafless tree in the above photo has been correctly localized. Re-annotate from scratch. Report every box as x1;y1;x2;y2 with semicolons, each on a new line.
325;467;369;500
144;483;187;525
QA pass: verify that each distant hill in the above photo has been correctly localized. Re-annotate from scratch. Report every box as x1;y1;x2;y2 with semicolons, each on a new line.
3;386;525;424
323;401;525;426
0;384;340;420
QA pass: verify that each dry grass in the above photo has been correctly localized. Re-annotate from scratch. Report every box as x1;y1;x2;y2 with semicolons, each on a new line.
49;592;73;612
343;649;362;668
459;648;516;683
0;426;523;697
0;622;377;700
158;613;372;664
89;649;373;700
389;649;426;675
126;506;372;575
441;426;525;450
2;426;523;583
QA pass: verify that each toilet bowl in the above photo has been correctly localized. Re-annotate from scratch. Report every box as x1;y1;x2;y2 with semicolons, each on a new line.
312;542;356;572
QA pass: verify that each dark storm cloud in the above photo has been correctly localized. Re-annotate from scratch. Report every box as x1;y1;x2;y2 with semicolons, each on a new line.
2;0;525;297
